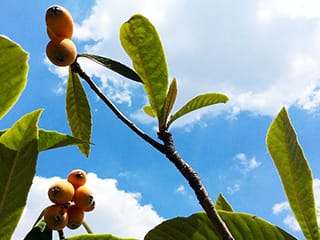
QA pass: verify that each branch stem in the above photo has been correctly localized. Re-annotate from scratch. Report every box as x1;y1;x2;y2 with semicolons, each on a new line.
158;131;234;240
71;60;233;240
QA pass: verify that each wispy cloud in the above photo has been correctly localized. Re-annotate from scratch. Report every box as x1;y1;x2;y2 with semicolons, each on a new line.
176;184;186;195
227;183;240;195
13;173;164;240
234;153;262;174
272;201;290;214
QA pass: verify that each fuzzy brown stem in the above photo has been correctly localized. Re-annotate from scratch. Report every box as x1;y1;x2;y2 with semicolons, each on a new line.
158;131;234;240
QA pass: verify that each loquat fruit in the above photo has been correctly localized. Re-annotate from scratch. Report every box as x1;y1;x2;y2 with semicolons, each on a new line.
44;204;68;230
48;180;75;204
67;169;87;188
67;204;85;229
46;38;77;67
73;185;95;212
45;5;74;39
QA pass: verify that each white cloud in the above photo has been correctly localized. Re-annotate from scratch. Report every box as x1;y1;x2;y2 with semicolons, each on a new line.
13;174;163;240
272;201;290;214
176;184;186;195
272;178;320;233
227;184;240;195
234;153;262;174
283;215;301;232
46;0;320;127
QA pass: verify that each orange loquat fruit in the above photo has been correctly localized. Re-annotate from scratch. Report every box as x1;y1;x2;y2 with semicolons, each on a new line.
48;180;75;204
73;185;95;212
67;169;87;189
44;204;68;230
46;38;77;67
45;5;74;39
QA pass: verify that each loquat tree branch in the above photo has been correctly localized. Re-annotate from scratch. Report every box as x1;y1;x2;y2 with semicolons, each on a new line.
71;60;234;240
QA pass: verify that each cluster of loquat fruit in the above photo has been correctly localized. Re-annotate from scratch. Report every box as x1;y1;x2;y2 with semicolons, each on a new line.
44;169;95;231
45;5;77;67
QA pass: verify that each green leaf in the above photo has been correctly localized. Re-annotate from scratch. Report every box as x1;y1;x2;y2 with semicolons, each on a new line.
24;217;52;240
0;110;42;240
66;234;138;240
145;212;297;240
167;93;228;128
78;54;142;83
0;36;28;119
266;107;319;240
120;14;168;126
66;67;92;157
215;193;233;212
143;105;156;118
162;78;177;131
38;129;88;152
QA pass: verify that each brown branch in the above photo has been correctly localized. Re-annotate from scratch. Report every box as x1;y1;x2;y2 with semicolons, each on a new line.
158;131;234;240
71;60;234;240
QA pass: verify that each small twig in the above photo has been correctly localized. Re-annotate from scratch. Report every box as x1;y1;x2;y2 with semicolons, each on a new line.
71;61;234;240
82;221;93;234
58;230;65;240
71;61;164;153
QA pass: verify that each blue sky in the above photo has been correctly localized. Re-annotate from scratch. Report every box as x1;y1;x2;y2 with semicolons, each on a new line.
3;0;320;239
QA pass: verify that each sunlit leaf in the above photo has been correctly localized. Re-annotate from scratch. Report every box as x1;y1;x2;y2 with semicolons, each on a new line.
66;67;92;157
120;14;168;127
266;107;319;240
162;78;177;131
143;105;156;118
66;234;138;240
78;54;142;83
145;212;297;240
0;110;42;240
38;129;88;152
167;93;228;128
215;193;233;212
0;36;28;119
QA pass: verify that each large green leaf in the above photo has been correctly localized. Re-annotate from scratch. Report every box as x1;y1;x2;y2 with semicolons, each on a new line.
120;14;168;126
266;107;319;240
67;234;138;240
167;93;228;128
0;129;87;152
145;212;297;240
78;54;142;83
38;129;88;152
66;67;92;157
0;36;28;119
0;110;42;240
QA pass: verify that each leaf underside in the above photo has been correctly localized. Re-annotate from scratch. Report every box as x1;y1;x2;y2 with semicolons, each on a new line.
145;212;297;240
266;107;319;240
120;14;168;127
78;53;142;83
167;93;228;128
0;110;42;240
66;234;138;240
0;36;28;120
66;67;92;157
